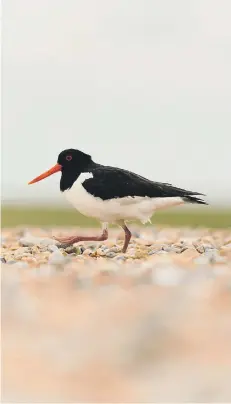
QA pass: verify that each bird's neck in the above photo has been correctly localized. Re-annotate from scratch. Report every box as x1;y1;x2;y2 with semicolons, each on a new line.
60;160;98;192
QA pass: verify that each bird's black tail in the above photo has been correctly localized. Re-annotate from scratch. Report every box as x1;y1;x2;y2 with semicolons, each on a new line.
183;195;208;205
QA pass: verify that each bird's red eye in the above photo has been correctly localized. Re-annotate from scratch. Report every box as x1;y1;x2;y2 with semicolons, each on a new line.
66;155;72;161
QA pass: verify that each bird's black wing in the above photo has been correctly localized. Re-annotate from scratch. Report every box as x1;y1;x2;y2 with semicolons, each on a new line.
82;165;207;204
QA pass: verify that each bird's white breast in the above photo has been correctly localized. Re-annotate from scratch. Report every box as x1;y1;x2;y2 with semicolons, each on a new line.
63;172;99;218
63;172;184;223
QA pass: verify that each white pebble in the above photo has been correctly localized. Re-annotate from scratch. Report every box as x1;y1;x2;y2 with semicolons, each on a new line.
48;250;66;265
40;238;58;246
105;251;116;258
19;236;57;247
48;244;59;252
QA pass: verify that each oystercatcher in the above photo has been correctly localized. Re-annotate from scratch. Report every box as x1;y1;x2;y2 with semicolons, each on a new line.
29;148;207;253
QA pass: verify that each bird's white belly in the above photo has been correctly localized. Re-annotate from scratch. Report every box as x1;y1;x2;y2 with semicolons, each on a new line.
63;174;184;223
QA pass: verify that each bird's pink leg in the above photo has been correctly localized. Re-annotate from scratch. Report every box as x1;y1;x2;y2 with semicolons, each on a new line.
117;220;132;253
53;224;108;245
122;224;132;253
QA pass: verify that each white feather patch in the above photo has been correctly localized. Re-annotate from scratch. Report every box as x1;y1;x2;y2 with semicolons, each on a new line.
64;173;185;223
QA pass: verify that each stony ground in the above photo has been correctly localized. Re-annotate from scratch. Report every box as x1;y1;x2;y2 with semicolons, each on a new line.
1;226;231;402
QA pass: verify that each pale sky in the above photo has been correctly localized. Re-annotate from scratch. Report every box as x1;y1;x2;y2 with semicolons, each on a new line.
2;0;231;205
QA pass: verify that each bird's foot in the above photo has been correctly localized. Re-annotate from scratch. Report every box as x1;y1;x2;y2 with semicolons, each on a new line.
53;235;81;245
53;229;108;245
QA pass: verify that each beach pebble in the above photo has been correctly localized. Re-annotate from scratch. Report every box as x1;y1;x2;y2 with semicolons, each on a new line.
82;248;92;256
40;238;58;246
96;248;107;256
49;250;67;265
1;227;230;280
105;251;117;258
48;244;59;252
19;235;57;247
1;257;6;263
65;246;81;255
148;248;162;255
114;255;126;262
19;236;41;247
109;246;121;253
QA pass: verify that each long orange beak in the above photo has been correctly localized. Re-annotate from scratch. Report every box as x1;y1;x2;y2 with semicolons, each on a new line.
28;163;62;184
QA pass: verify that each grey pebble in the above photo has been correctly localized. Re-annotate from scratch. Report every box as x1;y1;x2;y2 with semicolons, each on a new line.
19;236;57;247
105;251;117;258
40;238;57;246
99;245;109;251
109;246;121;253
65;246;81;255
49;250;67;265
7;260;17;265
148;248;163;255
57;243;69;249
82;248;92;256
19;236;40;247
114;255;126;261
1;257;6;263
48;244;59;252
161;245;183;253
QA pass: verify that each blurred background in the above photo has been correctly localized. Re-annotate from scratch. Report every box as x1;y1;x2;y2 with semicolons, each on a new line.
2;0;231;228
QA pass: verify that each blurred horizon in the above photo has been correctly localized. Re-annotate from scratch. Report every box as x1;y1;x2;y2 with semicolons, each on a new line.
2;0;231;206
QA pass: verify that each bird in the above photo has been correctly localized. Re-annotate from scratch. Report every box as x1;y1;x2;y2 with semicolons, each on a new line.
28;148;208;253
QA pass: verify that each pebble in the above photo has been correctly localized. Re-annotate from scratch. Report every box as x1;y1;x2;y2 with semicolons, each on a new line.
48;244;59;252
82;248;93;256
96;248;106;256
162;245;181;253
19;235;57;247
19;236;41;247
42;238;58;246
65;246;81;255
49;250;67;265
1;227;230;275
148;248;162;255
105;251;117;258
1;257;6;263
114;255;126;262
109;246;121;253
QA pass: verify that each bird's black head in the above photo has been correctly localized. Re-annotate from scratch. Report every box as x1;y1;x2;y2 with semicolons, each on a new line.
57;149;92;171
28;148;93;191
